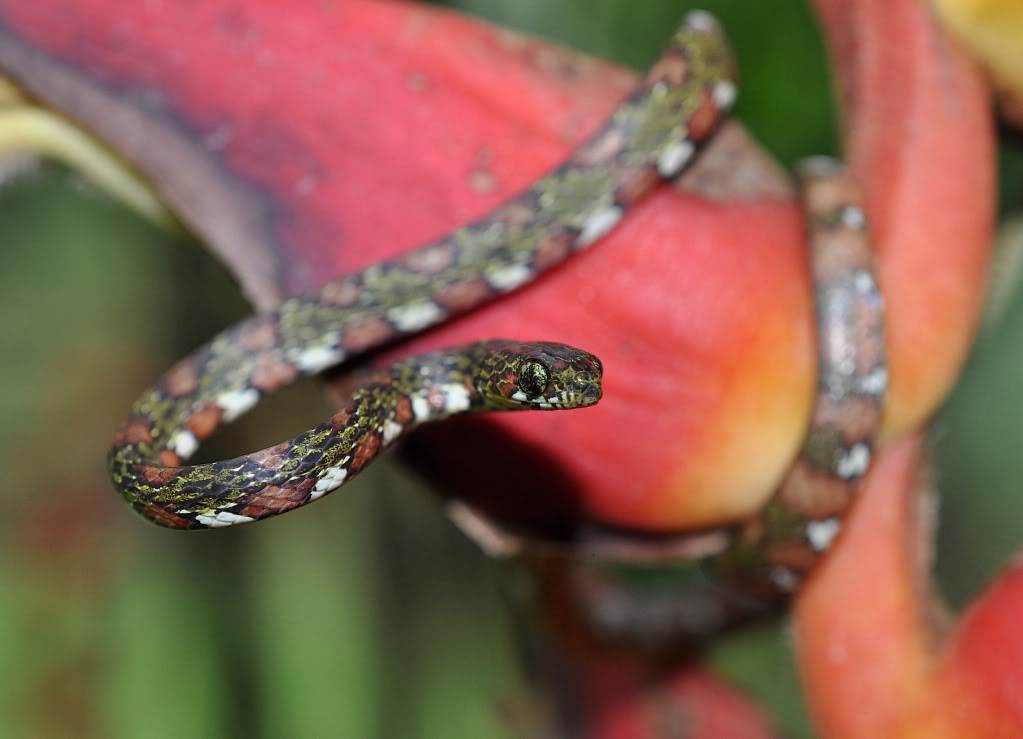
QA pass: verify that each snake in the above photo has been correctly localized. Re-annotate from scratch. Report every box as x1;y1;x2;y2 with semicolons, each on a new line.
108;11;738;529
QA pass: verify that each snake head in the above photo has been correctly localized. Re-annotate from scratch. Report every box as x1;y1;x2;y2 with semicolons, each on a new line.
473;341;603;411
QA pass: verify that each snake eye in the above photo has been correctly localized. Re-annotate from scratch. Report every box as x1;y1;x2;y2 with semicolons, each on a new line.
518;359;550;398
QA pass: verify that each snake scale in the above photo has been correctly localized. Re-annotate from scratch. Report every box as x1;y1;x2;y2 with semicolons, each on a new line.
108;12;738;530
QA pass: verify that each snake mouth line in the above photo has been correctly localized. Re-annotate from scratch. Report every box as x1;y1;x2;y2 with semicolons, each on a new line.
534;390;602;410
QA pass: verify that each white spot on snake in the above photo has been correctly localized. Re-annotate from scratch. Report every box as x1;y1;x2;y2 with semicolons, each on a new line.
487;263;532;292
713;80;737;109
441;384;471;413
293;344;346;373
799;157;843;180
836;442;871;480
511;390;527;402
169;430;199;459
853;270;876;294
312;465;348;499
411;394;430;421
859;366;888;396
807;517;842;553
382;419;403;445
769;567;801;593
216;387;260;423
577;205;623;248
387;301;443;332
196;510;255;528
657;139;695;178
685;9;719;32
840;206;867;230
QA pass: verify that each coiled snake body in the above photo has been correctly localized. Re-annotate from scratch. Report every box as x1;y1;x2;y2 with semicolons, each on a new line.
108;13;737;529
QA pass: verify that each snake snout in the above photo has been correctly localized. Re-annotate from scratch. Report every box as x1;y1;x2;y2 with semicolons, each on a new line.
565;352;603;408
576;377;602;408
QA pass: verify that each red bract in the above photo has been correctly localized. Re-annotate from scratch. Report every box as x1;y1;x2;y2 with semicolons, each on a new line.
796;435;1023;738
813;0;995;438
587;668;776;739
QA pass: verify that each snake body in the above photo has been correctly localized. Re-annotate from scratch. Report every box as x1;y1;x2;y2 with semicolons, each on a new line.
579;159;887;644
729;157;887;592
108;12;737;529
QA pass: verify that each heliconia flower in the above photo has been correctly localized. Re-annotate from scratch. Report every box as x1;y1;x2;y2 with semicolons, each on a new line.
0;0;992;535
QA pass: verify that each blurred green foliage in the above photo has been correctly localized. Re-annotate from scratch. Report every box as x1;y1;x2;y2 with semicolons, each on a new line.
1;2;1022;738
436;0;836;166
0;165;523;738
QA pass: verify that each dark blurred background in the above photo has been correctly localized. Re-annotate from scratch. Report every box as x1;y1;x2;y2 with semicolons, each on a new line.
1;1;1021;737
